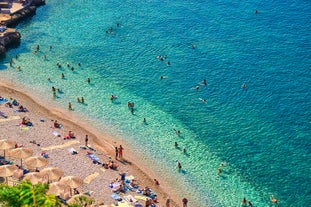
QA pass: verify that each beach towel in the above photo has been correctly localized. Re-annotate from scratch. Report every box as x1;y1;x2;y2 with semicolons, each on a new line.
111;193;122;201
0;98;7;104
53;131;61;137
86;153;99;162
68;147;78;155
117;202;132;207
123;194;137;203
134;195;148;201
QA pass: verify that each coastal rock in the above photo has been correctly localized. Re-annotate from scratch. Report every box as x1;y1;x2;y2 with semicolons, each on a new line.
5;6;37;27
0;0;45;56
0;28;21;56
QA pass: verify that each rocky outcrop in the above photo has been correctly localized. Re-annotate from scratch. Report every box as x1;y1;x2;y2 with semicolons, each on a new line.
0;28;21;55
0;0;45;56
5;6;37;27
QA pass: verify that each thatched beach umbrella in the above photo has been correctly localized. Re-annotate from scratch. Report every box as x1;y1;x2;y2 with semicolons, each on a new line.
60;175;83;189
0;139;16;158
0;164;18;183
47;181;69;196
60;175;83;195
23;172;43;185
8;147;33;167
40;167;64;183
25;156;48;170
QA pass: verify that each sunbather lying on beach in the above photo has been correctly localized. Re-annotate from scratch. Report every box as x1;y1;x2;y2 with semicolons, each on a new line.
5;102;13;108
16;105;28;112
64;130;75;139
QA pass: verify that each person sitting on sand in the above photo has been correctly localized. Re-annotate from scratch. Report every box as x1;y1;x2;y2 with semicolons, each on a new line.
118;184;126;193
142;186;152;196
130;179;138;188
108;160;118;170
41;151;48;158
21;116;32;126
69;131;75;138
53;120;61;128
5;102;13;108
10;98;19;106
64;131;75;139
18;105;27;112
154;179;160;185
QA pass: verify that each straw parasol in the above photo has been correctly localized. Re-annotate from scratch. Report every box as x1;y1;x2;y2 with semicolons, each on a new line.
25;156;48;170
8;147;33;167
60;175;83;196
60;175;83;189
40;167;64;183
47;181;69;195
23;172;43;184
0;164;18;183
0;139;16;158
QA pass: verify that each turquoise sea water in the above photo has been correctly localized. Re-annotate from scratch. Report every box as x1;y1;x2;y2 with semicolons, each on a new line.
1;0;311;206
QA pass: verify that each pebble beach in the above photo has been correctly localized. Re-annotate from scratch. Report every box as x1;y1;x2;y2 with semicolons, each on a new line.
0;82;180;207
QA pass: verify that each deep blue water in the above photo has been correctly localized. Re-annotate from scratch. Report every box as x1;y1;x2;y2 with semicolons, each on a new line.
1;0;311;206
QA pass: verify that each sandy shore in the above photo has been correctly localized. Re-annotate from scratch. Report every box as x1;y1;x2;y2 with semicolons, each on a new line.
0;82;181;207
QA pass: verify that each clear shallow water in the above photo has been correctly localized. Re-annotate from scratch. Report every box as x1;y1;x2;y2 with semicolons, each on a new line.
1;0;311;206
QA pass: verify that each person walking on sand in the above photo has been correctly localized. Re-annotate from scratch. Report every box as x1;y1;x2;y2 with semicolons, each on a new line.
118;145;124;159
166;197;170;207
115;146;118;160
85;135;89;146
182;197;188;207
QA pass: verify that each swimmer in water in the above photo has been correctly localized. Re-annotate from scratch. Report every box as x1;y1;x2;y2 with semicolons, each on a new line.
160;76;168;79
217;168;222;175
270;195;278;203
177;161;182;170
199;98;207;103
241;83;247;88
202;79;207;86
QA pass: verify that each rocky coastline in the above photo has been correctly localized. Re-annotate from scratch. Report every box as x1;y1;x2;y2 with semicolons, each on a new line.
0;0;45;56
